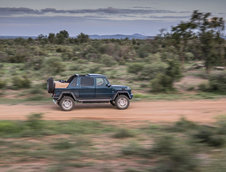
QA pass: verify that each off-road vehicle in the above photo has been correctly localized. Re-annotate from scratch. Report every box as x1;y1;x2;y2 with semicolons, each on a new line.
47;74;133;111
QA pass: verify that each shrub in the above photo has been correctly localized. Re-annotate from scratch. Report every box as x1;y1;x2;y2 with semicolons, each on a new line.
61;52;74;61
150;58;182;92
0;121;22;134
87;64;103;73
216;116;226;135
208;72;226;93
44;57;65;74
12;76;31;89
127;63;144;74
139;59;168;80
151;74;173;92
192;126;225;147
171;117;197;132
8;53;27;63
26;56;43;70
113;128;135;138
121;142;146;156
152;135;198;172
26;113;44;130
28;87;44;95
52;140;74;150
101;54;116;67
198;83;209;91
56;47;67;53
0;79;6;88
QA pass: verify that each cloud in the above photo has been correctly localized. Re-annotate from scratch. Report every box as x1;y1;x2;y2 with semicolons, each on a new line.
0;7;188;16
0;7;192;22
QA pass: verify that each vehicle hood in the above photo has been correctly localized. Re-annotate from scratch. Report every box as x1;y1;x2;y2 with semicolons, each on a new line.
111;85;130;90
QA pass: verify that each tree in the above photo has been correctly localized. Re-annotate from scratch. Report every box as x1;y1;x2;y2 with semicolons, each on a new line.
48;33;55;43
37;34;48;44
170;22;195;67
77;33;89;43
56;30;69;44
189;11;224;73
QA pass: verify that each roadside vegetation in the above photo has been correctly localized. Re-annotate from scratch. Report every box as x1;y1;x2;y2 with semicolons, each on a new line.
1;114;226;171
0;10;225;103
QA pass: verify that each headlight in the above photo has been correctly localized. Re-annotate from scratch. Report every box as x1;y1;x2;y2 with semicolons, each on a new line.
126;86;130;90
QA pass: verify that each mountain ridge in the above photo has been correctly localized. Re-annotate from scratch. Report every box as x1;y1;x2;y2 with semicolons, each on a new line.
0;33;154;40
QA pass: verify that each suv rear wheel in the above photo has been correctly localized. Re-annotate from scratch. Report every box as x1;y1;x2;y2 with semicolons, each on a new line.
59;96;75;111
115;95;130;110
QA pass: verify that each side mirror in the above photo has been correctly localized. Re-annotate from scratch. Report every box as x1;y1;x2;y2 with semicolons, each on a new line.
106;83;111;87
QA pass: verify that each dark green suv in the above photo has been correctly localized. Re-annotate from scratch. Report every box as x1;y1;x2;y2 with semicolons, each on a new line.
47;74;133;111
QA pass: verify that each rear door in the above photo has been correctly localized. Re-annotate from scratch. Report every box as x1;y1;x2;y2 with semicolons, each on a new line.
95;77;113;99
78;76;95;99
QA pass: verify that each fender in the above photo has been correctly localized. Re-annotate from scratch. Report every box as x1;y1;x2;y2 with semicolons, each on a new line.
57;92;77;101
112;91;131;100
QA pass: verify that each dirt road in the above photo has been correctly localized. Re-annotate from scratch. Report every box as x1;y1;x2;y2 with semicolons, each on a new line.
0;99;226;123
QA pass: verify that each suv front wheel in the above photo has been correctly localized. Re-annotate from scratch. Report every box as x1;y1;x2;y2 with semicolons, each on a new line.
59;96;75;111
115;95;130;110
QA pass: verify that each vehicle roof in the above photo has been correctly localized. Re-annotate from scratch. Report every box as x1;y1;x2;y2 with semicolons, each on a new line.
74;74;106;77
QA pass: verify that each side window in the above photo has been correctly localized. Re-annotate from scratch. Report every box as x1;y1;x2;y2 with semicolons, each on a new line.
71;77;77;87
96;78;106;87
80;77;94;87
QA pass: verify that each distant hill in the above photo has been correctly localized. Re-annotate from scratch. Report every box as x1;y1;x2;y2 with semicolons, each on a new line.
0;36;36;39
0;34;154;40
89;33;154;40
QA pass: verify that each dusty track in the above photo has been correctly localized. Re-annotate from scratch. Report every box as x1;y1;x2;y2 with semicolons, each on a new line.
0;99;226;123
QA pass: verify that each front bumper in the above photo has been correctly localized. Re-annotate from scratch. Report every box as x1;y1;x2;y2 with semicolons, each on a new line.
53;99;57;105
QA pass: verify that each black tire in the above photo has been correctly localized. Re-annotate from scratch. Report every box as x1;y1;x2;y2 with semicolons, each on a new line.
110;100;116;106
47;77;55;93
115;95;130;110
59;96;75;111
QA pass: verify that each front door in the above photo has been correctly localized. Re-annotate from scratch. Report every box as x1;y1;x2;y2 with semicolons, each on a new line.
95;77;112;99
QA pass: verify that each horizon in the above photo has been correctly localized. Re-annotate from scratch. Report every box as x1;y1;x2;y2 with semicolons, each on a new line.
0;33;154;37
0;0;226;36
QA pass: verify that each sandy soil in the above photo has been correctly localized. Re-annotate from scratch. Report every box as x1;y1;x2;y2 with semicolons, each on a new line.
0;99;226;123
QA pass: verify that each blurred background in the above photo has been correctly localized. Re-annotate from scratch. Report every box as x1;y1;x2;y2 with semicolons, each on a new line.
0;0;226;171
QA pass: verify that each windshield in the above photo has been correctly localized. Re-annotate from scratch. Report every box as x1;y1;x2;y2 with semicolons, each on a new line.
67;75;76;83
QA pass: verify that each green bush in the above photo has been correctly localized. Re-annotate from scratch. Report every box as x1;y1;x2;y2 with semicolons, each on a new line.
208;72;226;93
101;54;116;67
192;126;225;147
152;135;198;172
150;58;182;92
26;113;44;130
121;142;146;156
0;121;22;134
151;74;172;92
87;64;103;73
44;57;65;74
113;128;135;138
127;63;144;74
216;116;226;135
171;117;198;132
139;59;168;80
198;83;209;91
28;87;45;95
0;79;6;88
26;56;43;70
12;76;31;89
52;140;74;150
8;53;27;63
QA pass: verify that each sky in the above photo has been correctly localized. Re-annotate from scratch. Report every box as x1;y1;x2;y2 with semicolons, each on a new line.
0;0;225;36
